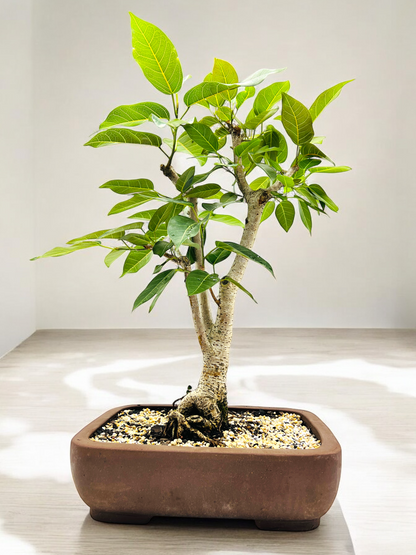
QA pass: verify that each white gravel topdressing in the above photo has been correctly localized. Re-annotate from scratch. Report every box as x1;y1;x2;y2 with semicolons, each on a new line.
90;407;321;449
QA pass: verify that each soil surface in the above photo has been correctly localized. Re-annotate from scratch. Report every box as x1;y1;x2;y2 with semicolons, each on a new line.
90;407;321;449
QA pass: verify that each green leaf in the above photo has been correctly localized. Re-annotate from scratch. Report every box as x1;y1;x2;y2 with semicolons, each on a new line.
146;224;168;243
99;178;154;195
209;214;244;228
310;136;325;144
221;275;257;303
167;215;200;248
184;81;239;106
298;199;312;234
175;167;195;193
128;209;157;221
275;175;295;188
263;125;288;163
164;132;206;165
191;166;222;185
281;93;314;146
149;202;183;231
244;108;278;130
31;242;100;260
100;223;145;237
205;247;231;266
275;200;295;232
249;176;269;191
300;143;333;163
215;106;233;121
67;229;123;244
186;183;221;199
122;233;149;246
215;241;275;277
199;116;218;127
104;249;128;268
99;102;170;130
260;201;275;223
253;81;290;115
108;191;159;215
85;129;161;148
239;68;286;87
309;79;354;121
255;161;277;182
130;13;183;95
212;58;239;101
121;249;153;276
182;123;219;153
153;240;173;257
308;166;351;174
309;184;339;212
234;137;262;158
133;269;177;310
186;270;220;296
236;87;255;110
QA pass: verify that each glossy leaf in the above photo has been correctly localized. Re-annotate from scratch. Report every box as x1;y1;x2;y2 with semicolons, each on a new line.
133;269;177;310
209;214;244;228
182;123;219;153
215;241;275;277
191;166;222;185
122;249;153;276
239;68;286;87
309;80;354;121
260;201;275;223
184;81;239;106
298;199;312;234
244;108;278;130
175;166;195;193
186;183;221;198
31;242;100;260
153;240;173;257
255;161;277;182
253;81;290;115
249;176;269;191
130;13;183;95
104;249;128;267
67;229;123;244
167;215;200;248
281;93;314;145
212;58;239;101
236;86;255;109
99;102;170;130
308;166;351;174
310;136;325;144
128;209;157;220
205;247;231;266
221;275;257;303
275;175;295;188
234;137;262;158
263;126;288;163
309;184;339;212
275;200;295;232
100;178;153;194
122;233;149;246
215;106;233;121
85;129;161;148
108;191;159;215
199;116;218;127
186;270;220;296
300;143;332;163
100;223;145;237
164;132;206;165
149;203;183;231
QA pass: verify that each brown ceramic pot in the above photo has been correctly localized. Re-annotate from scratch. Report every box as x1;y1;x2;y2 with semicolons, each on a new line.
70;405;341;531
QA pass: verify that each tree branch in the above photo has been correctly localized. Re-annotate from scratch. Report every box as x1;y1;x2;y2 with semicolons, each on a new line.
231;130;252;200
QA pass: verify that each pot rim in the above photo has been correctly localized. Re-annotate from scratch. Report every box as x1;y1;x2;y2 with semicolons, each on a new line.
71;404;341;457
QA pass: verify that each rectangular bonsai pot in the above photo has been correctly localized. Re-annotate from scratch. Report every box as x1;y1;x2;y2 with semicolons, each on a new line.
70;404;341;531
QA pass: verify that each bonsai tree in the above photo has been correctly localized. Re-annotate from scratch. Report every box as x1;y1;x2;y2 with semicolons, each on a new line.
33;13;352;445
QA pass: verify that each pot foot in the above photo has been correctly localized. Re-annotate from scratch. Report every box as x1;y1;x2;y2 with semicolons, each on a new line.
255;518;320;531
90;509;152;525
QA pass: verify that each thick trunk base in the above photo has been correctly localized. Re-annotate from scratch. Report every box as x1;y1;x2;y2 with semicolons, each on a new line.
162;389;228;446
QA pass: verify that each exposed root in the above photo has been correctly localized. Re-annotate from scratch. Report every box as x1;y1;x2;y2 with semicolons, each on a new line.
165;409;221;446
161;389;228;446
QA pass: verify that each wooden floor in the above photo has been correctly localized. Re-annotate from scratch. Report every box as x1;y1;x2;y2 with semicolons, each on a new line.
0;329;415;554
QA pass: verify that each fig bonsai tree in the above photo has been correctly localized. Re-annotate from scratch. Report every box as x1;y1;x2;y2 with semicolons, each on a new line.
33;13;352;445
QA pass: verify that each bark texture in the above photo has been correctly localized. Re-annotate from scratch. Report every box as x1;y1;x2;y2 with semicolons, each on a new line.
160;129;270;444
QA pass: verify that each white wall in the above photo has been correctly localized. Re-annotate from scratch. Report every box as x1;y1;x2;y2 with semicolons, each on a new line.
33;0;416;329
0;1;36;357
